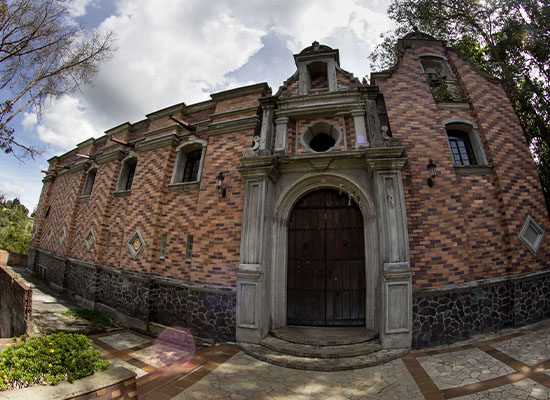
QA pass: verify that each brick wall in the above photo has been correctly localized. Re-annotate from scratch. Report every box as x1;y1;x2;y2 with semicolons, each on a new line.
0;265;32;338
374;40;549;289
0;249;27;267
30;84;268;289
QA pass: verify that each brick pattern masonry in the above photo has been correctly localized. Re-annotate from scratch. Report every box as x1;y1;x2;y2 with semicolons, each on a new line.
28;33;549;346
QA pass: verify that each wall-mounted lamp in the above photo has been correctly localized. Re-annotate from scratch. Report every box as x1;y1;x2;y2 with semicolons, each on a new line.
216;171;227;197
427;159;437;187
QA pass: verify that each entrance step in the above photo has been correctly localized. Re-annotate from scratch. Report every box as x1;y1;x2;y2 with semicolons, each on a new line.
270;326;377;346
260;335;382;358
239;342;408;371
238;326;408;371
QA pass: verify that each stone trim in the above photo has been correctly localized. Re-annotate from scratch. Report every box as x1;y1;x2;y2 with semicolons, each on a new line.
413;268;550;295
206;116;260;136
454;165;492;176
136;133;179;152
212;105;259;120
96;149;125;164
168;182;200;192
210;82;269;101
113;190;131;197
0;367;136;400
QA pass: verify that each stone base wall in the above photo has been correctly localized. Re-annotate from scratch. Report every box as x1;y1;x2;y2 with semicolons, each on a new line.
412;269;550;347
0;265;32;338
31;248;236;342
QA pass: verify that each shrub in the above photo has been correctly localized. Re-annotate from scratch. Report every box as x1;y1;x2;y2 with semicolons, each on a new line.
0;333;108;391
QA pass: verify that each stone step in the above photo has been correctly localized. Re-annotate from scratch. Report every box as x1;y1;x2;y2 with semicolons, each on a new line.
270;326;377;346
239;343;409;371
260;335;382;358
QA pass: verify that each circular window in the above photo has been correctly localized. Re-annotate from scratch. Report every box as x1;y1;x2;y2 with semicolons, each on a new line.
302;122;341;153
309;132;335;152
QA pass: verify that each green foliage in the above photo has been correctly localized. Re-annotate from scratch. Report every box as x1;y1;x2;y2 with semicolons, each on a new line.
371;0;550;194
0;333;108;391
62;309;116;329
0;196;33;255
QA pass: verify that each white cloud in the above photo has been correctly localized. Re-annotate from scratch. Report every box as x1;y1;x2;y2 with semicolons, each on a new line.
0;181;24;200
23;96;102;149
68;0;93;17
24;0;395;153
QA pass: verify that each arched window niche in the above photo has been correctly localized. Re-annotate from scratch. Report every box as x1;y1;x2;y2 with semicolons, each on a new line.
81;164;99;197
301;122;342;153
420;55;466;102
444;119;490;174
116;153;138;194
169;137;207;189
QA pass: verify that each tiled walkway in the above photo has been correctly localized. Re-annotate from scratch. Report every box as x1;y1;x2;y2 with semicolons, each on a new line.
2;267;548;399
88;321;549;399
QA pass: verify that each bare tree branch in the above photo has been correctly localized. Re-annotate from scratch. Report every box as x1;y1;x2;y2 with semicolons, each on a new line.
0;0;115;159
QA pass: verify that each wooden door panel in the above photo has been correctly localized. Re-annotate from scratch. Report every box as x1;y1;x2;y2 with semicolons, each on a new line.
287;189;365;326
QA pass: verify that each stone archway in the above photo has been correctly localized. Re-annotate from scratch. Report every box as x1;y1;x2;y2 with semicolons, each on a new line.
269;173;379;333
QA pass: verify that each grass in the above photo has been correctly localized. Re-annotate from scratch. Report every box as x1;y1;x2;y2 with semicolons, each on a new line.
62;309;116;329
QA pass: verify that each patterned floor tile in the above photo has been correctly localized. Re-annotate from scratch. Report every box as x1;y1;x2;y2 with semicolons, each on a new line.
453;378;549;399
418;348;515;389
131;343;193;369
108;357;149;378
492;327;550;366
96;331;151;351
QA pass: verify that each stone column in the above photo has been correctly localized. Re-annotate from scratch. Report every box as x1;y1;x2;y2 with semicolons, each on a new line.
236;158;279;343
366;151;412;349
352;110;369;149
274;117;289;154
327;59;338;92
298;64;310;95
258;102;275;155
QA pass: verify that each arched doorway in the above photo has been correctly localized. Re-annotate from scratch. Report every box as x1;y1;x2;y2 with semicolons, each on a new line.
287;189;366;326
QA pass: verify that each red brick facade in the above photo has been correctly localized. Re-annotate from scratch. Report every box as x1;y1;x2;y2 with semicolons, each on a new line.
29;33;549;346
373;38;549;288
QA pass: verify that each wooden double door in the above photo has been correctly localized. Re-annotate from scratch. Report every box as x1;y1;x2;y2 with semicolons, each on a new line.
287;189;366;326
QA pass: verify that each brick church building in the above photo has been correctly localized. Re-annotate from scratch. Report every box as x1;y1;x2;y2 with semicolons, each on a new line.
29;31;549;368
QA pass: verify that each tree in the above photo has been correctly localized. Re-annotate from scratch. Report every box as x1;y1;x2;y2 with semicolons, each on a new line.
0;0;114;159
370;0;550;194
0;195;32;254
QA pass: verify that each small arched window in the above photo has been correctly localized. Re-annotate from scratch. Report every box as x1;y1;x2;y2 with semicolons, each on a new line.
171;138;207;185
117;156;137;192
307;61;328;90
82;167;97;196
444;120;488;168
447;130;476;166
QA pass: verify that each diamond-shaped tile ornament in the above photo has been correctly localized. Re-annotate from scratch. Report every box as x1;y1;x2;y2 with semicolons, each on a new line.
519;214;544;254
59;225;67;245
127;229;146;258
84;228;96;250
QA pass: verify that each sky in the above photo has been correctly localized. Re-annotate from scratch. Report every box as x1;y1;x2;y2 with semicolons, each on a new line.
0;0;395;212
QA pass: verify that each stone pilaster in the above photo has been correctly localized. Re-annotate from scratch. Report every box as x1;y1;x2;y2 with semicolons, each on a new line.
366;151;412;349
327;59;338;92
236;157;279;343
366;99;382;146
352;109;369;149
274;117;289;154
258;100;275;155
